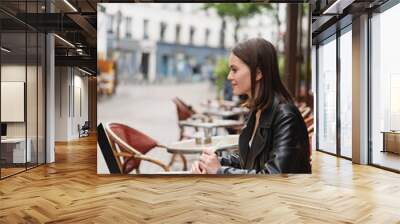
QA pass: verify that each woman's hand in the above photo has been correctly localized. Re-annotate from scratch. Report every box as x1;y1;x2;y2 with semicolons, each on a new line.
198;148;221;174
190;161;206;174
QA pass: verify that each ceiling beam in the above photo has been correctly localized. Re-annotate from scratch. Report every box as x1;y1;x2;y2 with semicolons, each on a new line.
55;55;96;71
67;13;97;39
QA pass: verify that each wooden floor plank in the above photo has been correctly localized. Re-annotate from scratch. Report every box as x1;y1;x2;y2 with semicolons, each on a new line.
0;135;400;223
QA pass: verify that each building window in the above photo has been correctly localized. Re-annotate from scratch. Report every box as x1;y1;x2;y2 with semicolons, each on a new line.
126;17;132;38
160;22;167;42
189;26;195;45
143;19;149;40
175;24;181;44
219;21;225;48
107;15;114;34
204;28;210;46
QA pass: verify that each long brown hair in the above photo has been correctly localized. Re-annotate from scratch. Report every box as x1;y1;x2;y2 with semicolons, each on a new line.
232;38;293;111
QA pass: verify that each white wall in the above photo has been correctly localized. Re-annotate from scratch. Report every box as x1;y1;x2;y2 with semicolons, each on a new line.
55;67;68;141
54;67;89;141
72;73;89;138
97;5;108;59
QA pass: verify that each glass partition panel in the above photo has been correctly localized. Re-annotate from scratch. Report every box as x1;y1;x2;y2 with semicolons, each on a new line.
1;30;27;177
371;3;400;171
317;36;337;154
339;29;352;158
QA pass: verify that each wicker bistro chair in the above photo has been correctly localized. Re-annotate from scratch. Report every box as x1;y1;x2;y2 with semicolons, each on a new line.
173;97;197;123
296;103;314;164
300;107;312;119
105;122;170;174
304;115;313;130
303;114;314;163
170;97;203;170
78;121;90;138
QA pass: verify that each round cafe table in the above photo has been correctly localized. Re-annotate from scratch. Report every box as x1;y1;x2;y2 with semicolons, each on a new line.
200;99;238;108
166;134;239;154
202;107;249;118
179;118;243;129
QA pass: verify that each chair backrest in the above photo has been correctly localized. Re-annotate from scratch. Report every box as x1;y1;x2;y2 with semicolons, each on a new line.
307;124;314;138
295;102;307;110
172;97;196;121
304;115;313;128
301;107;312;119
82;121;90;129
105;123;158;173
307;124;314;163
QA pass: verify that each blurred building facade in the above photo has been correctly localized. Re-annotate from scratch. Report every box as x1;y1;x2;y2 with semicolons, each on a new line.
98;3;284;83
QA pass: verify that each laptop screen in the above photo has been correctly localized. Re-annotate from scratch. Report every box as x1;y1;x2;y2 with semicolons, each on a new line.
97;123;121;174
1;123;7;137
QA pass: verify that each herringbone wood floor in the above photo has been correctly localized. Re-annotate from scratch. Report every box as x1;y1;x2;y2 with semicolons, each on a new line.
1;135;400;223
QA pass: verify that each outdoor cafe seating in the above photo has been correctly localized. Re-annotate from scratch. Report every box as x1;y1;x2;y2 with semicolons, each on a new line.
98;97;314;174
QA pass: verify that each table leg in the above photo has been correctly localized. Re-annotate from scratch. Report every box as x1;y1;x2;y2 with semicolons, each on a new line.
168;153;187;171
179;153;188;171
168;153;177;168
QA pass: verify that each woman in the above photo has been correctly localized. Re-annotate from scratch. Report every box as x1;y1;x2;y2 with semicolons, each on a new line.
191;38;311;174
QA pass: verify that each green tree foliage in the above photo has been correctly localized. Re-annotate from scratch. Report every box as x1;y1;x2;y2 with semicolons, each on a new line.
203;3;270;43
214;58;229;96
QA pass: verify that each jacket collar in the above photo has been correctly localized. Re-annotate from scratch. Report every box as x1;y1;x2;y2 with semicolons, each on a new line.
239;96;279;169
258;96;279;129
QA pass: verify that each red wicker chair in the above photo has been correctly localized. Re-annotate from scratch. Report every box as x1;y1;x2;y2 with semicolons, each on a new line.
170;97;200;170
105;122;170;174
173;97;197;122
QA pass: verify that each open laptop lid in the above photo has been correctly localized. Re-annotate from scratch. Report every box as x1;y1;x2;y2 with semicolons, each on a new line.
97;123;121;174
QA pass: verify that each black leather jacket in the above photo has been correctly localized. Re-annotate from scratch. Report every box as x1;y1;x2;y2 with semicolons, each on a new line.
217;98;311;174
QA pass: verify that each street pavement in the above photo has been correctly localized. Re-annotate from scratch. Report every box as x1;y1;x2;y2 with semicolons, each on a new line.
98;81;217;173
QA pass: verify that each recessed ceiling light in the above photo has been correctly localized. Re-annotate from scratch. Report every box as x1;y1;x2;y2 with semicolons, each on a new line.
78;67;93;76
1;47;11;53
63;0;78;12
54;34;75;48
323;0;354;15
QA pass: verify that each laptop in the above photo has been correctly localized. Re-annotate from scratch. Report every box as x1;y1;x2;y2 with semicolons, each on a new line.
97;123;121;174
1;123;7;140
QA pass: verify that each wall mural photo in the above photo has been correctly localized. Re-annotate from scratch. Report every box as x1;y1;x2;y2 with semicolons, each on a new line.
96;3;313;175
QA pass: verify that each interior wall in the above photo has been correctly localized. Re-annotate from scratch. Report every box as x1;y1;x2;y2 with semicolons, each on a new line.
54;67;89;141
55;66;69;141
71;71;89;138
